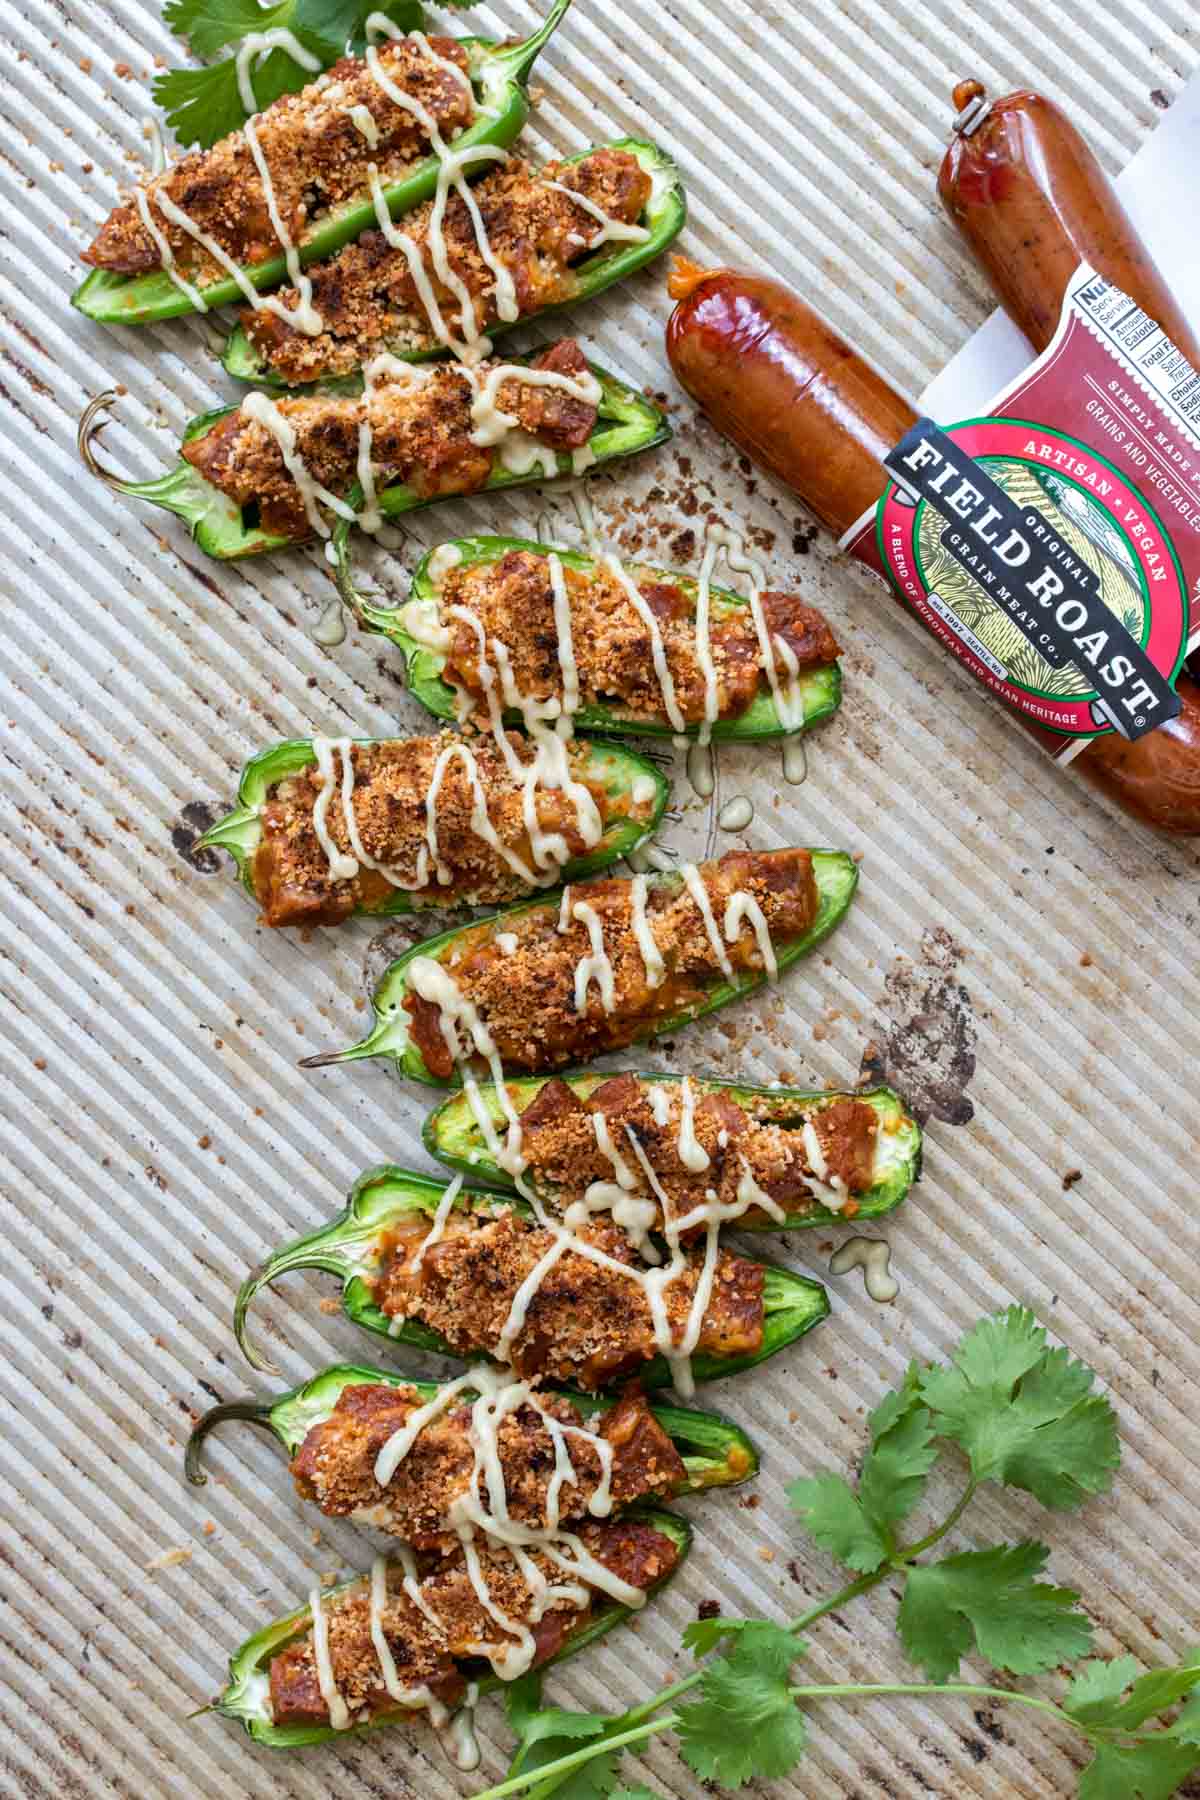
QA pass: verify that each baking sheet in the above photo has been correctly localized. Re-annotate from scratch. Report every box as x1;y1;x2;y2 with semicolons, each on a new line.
3;2;1200;1796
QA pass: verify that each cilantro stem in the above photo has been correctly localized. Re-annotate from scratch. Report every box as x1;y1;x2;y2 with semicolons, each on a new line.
899;1479;978;1561
471;1715;678;1800
786;1680;1072;1725
790;1569;888;1631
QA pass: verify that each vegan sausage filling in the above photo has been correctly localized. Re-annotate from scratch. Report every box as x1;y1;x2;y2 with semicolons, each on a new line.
248;147;653;383
369;1207;765;1389
182;338;598;541
251;730;658;926
511;1074;880;1225
403;848;819;1076
85;37;476;283
426;547;841;732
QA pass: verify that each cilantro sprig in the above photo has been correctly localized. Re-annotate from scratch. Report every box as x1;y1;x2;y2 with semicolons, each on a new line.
473;1308;1200;1800
152;0;452;149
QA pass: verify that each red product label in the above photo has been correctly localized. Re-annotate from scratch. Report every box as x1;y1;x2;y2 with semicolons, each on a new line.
843;266;1200;761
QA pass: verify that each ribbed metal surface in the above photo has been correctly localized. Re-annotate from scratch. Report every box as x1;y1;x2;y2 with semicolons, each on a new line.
2;1;1199;1794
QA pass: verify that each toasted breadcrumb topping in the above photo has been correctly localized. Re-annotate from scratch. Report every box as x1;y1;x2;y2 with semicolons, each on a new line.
85;38;474;280
249;148;653;382
404;849;819;1076
439;550;841;730
371;1207;764;1390
252;730;649;926
290;1382;685;1548
267;1517;680;1726
515;1076;879;1223
181;340;597;539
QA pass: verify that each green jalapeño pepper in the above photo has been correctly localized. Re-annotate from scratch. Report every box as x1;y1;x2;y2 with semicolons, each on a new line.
233;1165;831;1384
185;1361;758;1493
77;359;669;560
211;1508;691;1748
300;850;859;1083
337;532;843;742
71;0;574;328
425;1075;922;1227
200;734;670;924
220;139;687;389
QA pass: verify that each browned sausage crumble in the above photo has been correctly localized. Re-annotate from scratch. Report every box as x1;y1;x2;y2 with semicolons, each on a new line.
290;1381;686;1549
85;38;475;280
438;548;841;730
403;848;820;1075
268;1516;680;1727
182;339;597;540
249;147;653;383
252;731;653;927
370;1206;764;1391
513;1075;879;1225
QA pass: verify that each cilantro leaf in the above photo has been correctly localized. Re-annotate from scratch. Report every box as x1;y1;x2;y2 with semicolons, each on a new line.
154;0;425;147
524;1749;621;1800
504;1673;616;1796
859;1388;938;1531
896;1542;1092;1682
787;1369;936;1572
677;1624;808;1787
505;1671;548;1742
787;1471;890;1574
1065;1650;1200;1732
1078;1741;1200;1800
920;1307;1119;1509
154;54;303;150
163;0;291;59
681;1616;760;1657
1171;1693;1200;1746
1064;1657;1143;1723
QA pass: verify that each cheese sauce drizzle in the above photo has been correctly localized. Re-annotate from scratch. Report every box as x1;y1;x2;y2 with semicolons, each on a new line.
234;29;322;115
448;605;603;876
543;178;652;247
602;553;686;732
368;1554;449;1719
715;525;807;731
681;862;735;981
802;1116;851;1211
309;1587;352;1728
629;873;665;987
410;1174;464;1272
364;1363;627;1689
724;890;778;979
240;393;358;537
569;899;616;1012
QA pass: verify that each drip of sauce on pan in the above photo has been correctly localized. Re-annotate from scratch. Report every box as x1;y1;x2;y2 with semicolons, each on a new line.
312;597;347;646
830;1237;898;1302
717;794;754;831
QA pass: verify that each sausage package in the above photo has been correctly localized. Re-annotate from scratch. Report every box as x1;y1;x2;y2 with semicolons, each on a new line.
841;263;1200;764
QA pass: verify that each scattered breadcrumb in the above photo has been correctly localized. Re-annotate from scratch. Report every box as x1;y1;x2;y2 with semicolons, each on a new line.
145;1546;192;1572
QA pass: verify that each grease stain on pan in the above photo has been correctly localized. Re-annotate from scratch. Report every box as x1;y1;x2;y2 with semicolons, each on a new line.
171;801;221;873
859;925;977;1126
